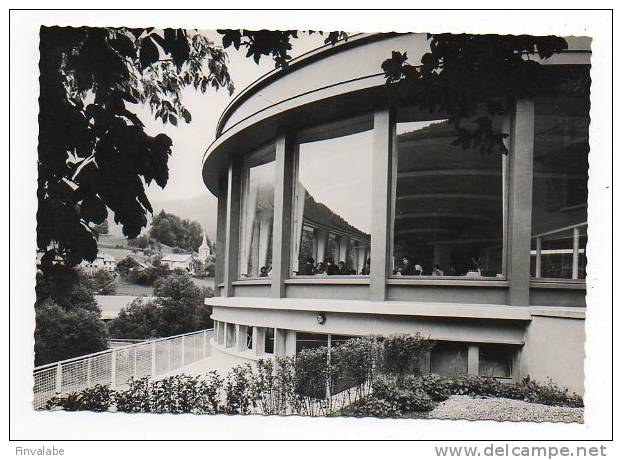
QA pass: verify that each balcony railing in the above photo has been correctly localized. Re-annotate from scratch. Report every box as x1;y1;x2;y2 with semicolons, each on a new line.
531;222;587;280
33;329;213;409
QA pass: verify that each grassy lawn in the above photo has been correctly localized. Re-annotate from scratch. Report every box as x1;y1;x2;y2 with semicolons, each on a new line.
114;276;154;296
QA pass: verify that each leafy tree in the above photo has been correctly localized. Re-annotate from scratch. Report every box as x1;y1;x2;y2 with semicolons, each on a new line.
116;255;140;276
35;271;108;365
108;271;213;339
92;219;109;236
149;210;204;251
35;300;109;366
37;26;233;281
77;267;116;295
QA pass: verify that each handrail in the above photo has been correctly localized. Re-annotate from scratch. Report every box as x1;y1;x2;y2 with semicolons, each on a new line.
531;221;587;240
33;329;211;371
33;328;214;409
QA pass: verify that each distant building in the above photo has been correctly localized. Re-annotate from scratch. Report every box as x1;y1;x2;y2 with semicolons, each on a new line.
80;252;116;274
160;253;194;272
198;232;212;261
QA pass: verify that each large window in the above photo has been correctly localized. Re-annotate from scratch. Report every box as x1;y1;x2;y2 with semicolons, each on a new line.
239;145;276;279
390;115;505;278
531;95;589;280
291;120;373;277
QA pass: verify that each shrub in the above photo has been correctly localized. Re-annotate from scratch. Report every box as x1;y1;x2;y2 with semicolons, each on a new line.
45;384;114;412
224;365;255;414
345;396;402;418
372;376;435;413
379;334;435;380
522;377;583;408
403;374;451;402
294;347;329;400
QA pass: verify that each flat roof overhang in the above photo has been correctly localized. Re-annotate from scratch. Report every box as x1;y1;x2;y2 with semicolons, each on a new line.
206;296;535;321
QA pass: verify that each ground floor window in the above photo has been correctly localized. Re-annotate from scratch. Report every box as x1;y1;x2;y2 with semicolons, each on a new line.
430;342;468;376
479;344;514;379
264;328;275;354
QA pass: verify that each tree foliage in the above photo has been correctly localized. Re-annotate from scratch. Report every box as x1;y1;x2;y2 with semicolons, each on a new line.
37;26;233;281
380;33;569;155
108;271;213;339
219;31;571;156
218;29;347;67
35;270;107;365
149;210;205;251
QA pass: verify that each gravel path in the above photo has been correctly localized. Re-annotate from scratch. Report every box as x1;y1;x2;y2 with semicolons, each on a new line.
427;395;583;423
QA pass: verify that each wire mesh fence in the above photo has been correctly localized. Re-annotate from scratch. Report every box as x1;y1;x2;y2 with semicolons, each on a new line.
33;329;213;409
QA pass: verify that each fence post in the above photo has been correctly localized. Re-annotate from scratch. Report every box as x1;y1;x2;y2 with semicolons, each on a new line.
133;347;137;379
86;358;92;387
181;335;185;368
110;350;117;390
151;341;157;378
193;335;196;362
572;227;580;279
168;340;172;371
55;363;62;394
203;330;207;358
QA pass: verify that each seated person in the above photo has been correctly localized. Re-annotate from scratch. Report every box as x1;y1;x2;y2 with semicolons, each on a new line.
298;258;315;276
395;256;416;276
360;258;371;275
259;266;269;277
325;258;339;275
316;262;326;275
337;261;350;275
432;264;444;276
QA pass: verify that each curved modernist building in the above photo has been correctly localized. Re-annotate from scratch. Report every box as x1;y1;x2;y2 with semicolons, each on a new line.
203;33;591;394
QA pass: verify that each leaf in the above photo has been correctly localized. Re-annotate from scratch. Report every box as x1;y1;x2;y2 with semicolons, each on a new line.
110;33;136;59
139;36;159;70
168;114;177;126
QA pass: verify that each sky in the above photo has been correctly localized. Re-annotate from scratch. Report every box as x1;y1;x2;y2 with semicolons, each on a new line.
136;31;326;208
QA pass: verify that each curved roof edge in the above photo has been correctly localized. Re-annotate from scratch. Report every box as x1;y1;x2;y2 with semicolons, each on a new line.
215;32;399;136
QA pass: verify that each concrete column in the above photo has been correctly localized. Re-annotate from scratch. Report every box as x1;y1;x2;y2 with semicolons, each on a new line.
312;230;319;262
215;173;228;286
337;236;350;265
511;348;522;383
357;245;367;274
236;325;248;352
284;330;297;357
507;99;535;306
467;344;480;376
370;109;394;301
252;327;266;356
315;228;329;263
420;351;432;375
223;160;242;297
271;132;296;297
274;328;287;357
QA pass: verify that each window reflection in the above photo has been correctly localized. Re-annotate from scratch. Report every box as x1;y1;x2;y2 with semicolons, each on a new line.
530;95;589;280
391;118;504;278
239;146;276;278
292;129;373;276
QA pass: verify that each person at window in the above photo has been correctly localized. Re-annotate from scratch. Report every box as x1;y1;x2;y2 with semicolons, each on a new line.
259;266;269;277
338;261;350;275
432;264;444;276
298;258;315;276
316;262;326;275
467;256;482;276
325;258;339;275
395;256;416;276
360;258;371;275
